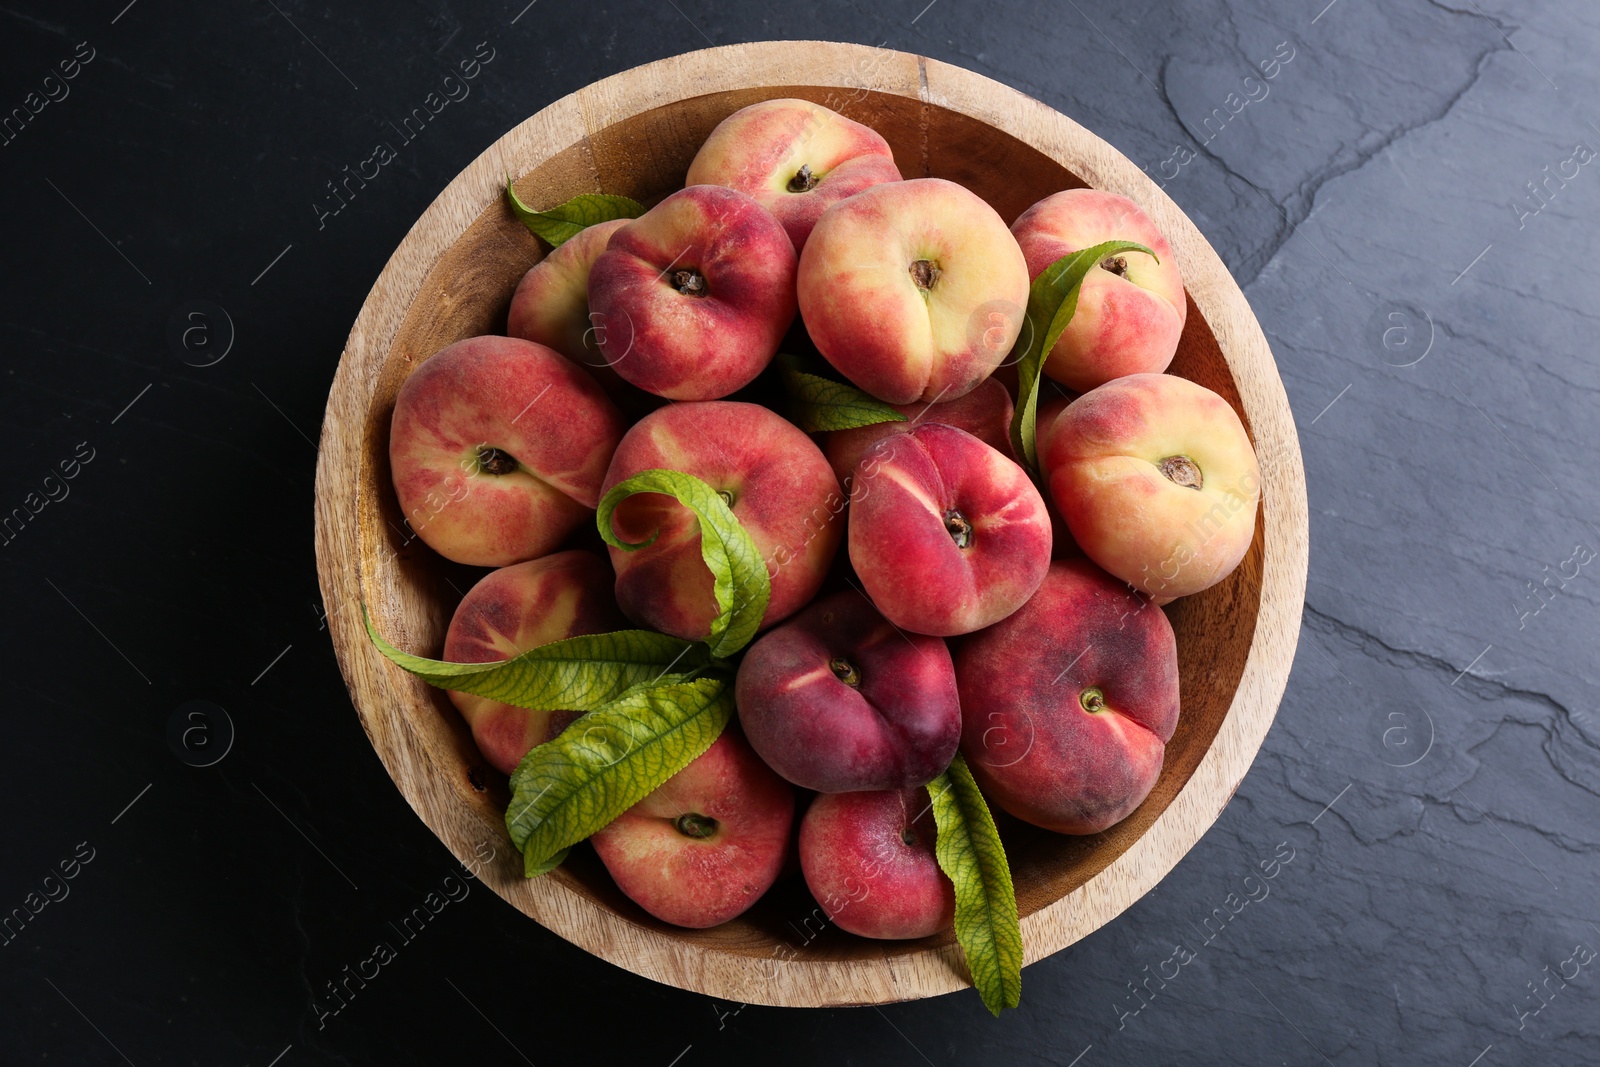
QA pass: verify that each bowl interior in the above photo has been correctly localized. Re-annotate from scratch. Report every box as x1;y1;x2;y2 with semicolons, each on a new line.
358;85;1262;965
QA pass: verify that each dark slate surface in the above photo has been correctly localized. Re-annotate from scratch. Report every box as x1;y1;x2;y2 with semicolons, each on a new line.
2;1;1595;1064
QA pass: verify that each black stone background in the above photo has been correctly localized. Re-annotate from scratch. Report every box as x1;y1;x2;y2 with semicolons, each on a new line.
2;1;1596;1064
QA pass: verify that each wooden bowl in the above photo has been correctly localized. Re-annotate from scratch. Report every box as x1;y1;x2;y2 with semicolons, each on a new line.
313;41;1308;1007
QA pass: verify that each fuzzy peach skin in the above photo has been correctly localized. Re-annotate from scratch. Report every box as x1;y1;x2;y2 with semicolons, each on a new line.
590;728;795;929
1043;373;1259;602
587;185;797;400
506;217;630;391
799;788;954;940
798;178;1029;405
600;401;843;641
685;98;903;252
1011;189;1186;393
389;335;626;567
735;590;960;793
823;377;1014;488
849;423;1051;636
443;551;625;776
957;557;1180;835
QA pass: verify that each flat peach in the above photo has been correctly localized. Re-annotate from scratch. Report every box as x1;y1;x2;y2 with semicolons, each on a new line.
957;558;1180;834
686;98;902;251
389;335;625;567
1043;373;1258;601
735;591;960;793
1012;189;1185;392
848;423;1051;636
601;401;842;641
798;178;1028;404
799;788;954;940
588;185;796;400
442;550;625;775
591;728;794;929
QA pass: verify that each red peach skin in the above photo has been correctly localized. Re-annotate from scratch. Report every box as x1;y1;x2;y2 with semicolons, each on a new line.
388;335;626;567
686;98;903;251
443;551;626;776
735;591;960;793
799;788;955;940
1043;373;1259;601
590;729;795;929
506;217;630;393
600;401;843;641
957;558;1180;834
823;377;1015;488
798;178;1029;404
588;185;797;400
1011;189;1186;392
848;423;1051;636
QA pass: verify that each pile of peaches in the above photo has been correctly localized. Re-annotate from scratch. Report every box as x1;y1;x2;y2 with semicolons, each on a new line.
383;99;1260;938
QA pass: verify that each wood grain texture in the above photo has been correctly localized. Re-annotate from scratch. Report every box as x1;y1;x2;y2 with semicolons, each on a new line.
312;41;1309;1007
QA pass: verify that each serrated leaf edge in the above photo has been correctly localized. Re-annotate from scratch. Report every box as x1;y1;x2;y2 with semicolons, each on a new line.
595;469;770;658
928;754;1023;1016
362;606;704;712
505;677;733;873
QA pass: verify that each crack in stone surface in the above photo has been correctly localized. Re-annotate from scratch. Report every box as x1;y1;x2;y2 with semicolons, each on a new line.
1154;10;1515;287
1301;601;1600;825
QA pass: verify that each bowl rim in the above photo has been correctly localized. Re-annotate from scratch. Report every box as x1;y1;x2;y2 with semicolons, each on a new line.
313;39;1308;1007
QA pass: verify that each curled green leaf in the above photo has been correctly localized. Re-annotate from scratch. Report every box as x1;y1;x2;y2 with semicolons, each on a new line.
596;469;771;659
776;353;909;433
505;181;643;246
928;754;1023;1016
505;677;735;876
1008;239;1157;472
363;608;706;712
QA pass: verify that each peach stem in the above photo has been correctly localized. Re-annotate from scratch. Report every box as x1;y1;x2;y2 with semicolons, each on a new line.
674;812;719;839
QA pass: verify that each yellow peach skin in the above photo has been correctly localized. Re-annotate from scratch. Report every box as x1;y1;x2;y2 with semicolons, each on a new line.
1043;373;1259;602
798;178;1029;405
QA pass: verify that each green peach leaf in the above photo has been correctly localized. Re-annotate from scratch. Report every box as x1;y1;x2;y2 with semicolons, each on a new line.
927;754;1023;1016
505;676;735;876
523;846;570;877
596;469;771;659
505;669;696;798
1009;239;1157;473
505;180;643;246
363;608;707;711
776;353;909;433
